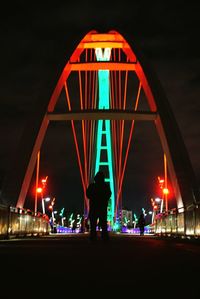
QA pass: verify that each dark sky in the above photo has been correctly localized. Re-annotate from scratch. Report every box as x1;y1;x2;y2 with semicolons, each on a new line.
0;1;199;217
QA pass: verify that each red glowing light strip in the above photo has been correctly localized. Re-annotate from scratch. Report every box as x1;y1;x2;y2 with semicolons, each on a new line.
118;70;128;188
118;49;122;109
114;50;118;108
86;51;94;184
88;63;97;181
64;82;89;211
88;53;96;183
88;49;93;109
112;121;119;186
116;50;122;189
115;82;142;217
73;122;88;211
110;70;119;184
113;49;119;177
87;33;124;42
112;49;120;188
78;69;83;109
84;50;89;185
88;120;93;181
86;50;93;175
82;120;88;187
113;53;120;184
85;49;88;109
64;82;72;110
118;49;124;190
78;68;88;187
123;68;128;110
119;65;128;181
115;120;120;187
81;41;124;49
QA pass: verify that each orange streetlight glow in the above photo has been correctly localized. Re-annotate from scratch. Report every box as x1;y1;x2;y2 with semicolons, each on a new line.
163;188;169;195
36;187;43;193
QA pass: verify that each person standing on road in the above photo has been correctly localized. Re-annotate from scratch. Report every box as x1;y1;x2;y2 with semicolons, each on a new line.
138;212;145;235
86;171;111;242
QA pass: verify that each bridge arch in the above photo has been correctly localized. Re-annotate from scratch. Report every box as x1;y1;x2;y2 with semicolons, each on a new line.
0;30;199;217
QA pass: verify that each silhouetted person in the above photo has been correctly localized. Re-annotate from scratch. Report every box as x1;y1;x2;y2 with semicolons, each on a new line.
80;216;85;233
72;220;76;233
86;171;111;242
138;213;145;235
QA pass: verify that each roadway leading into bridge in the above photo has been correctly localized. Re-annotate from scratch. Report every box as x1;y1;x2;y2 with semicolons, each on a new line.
1;233;200;296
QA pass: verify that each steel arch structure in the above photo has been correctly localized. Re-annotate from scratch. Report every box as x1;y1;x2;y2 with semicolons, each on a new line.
1;30;199;225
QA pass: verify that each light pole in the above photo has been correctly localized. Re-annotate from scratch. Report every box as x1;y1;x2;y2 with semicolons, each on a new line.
157;176;164;213
36;187;44;214
164;153;169;212
150;198;159;223
41;176;48;213
163;187;169;212
36;188;50;215
43;197;50;214
49;197;56;227
35;151;40;214
157;176;169;213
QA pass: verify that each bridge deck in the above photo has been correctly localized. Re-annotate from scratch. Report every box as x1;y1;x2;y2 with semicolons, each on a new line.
1;233;199;296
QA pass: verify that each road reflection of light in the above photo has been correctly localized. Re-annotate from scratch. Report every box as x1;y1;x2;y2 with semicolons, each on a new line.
55;225;154;235
121;226;154;235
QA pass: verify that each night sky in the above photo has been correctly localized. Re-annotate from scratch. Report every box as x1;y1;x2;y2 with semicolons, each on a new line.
0;1;199;217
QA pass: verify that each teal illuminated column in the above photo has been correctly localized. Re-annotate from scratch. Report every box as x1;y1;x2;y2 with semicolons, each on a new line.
94;48;115;226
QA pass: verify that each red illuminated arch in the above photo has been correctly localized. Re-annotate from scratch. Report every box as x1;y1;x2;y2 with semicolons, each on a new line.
0;30;199;214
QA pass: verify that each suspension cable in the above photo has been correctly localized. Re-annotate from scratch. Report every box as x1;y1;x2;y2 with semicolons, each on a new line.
64;82;89;211
115;81;142;218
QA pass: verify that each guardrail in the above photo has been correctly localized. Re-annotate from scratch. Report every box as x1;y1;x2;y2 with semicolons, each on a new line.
0;204;51;239
154;204;200;237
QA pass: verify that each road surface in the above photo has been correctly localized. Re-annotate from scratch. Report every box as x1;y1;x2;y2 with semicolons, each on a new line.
1;232;199;297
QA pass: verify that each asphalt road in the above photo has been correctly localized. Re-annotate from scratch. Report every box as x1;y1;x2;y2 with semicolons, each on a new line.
1;233;199;297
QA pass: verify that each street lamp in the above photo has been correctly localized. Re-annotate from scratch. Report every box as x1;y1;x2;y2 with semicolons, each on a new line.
36;186;50;215
158;153;169;212
44;197;51;202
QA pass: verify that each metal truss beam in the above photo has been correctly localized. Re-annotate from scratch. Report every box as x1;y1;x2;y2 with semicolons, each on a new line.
47;110;157;121
70;62;136;71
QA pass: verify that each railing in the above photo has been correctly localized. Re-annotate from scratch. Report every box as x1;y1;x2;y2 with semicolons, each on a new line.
0;204;51;239
154;204;200;237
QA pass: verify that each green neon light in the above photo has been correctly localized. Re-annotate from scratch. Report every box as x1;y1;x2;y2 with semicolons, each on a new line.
94;48;115;226
105;120;115;221
95;120;103;175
